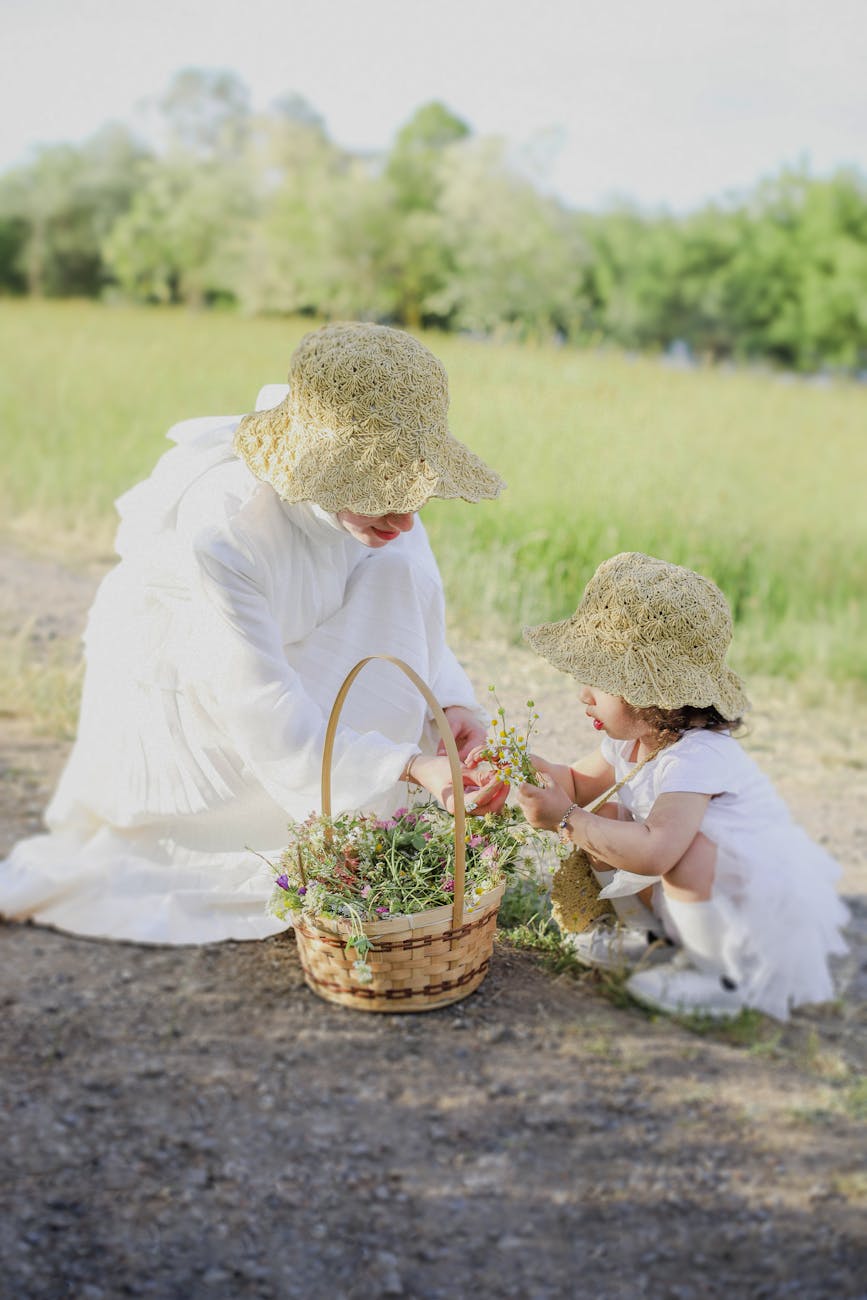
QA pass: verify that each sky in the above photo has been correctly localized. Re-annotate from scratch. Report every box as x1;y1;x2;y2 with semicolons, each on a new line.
2;0;866;212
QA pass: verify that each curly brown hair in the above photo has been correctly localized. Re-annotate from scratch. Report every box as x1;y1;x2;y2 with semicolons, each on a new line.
625;702;742;745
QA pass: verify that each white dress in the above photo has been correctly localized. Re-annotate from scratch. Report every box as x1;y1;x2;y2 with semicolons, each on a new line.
597;731;849;1019
0;387;481;945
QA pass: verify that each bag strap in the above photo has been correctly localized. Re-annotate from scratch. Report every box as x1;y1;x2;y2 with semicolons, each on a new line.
587;741;668;814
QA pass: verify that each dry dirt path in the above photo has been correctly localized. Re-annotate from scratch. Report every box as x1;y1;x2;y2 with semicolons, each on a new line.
1;546;866;1300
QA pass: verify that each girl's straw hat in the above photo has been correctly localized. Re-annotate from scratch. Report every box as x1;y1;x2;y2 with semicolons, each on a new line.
233;321;505;514
524;552;750;719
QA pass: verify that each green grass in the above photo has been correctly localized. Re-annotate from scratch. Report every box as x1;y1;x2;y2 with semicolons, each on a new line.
2;299;866;682
0;627;83;739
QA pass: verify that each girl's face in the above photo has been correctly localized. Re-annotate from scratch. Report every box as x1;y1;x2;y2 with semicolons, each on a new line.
336;510;416;548
578;685;655;743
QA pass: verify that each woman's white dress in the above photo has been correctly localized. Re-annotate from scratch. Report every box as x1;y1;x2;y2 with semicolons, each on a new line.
597;731;849;1019
0;387;481;945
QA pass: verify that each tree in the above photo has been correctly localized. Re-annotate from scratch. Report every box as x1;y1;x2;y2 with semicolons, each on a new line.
103;157;250;305
0;125;148;295
385;101;471;213
157;68;251;161
432;138;589;340
104;70;254;305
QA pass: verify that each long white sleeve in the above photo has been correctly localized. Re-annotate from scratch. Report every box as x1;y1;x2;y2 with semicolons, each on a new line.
188;526;420;817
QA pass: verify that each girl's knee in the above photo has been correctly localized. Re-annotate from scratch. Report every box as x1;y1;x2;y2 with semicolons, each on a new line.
584;802;634;869
595;801;634;823
662;832;717;903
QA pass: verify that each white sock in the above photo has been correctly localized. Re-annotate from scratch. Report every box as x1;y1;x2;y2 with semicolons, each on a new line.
662;896;733;979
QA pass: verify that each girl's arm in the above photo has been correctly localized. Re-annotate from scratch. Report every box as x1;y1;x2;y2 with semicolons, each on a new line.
529;748;615;806
517;787;712;876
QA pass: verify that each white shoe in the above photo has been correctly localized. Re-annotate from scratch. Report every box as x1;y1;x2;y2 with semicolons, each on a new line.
565;919;663;972
626;962;745;1019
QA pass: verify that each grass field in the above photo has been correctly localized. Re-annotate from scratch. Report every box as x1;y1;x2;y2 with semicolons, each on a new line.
2;299;866;684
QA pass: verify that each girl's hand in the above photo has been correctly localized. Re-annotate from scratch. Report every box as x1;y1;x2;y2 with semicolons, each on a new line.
515;776;572;832
525;752;576;799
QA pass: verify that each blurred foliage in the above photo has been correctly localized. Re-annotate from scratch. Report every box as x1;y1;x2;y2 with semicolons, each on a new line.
1;68;866;371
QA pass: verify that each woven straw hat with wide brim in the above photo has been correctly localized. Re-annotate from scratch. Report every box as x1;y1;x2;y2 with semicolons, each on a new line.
524;552;750;720
233;321;505;514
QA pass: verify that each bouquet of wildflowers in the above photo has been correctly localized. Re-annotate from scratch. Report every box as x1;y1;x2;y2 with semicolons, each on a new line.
476;687;545;787
267;800;542;983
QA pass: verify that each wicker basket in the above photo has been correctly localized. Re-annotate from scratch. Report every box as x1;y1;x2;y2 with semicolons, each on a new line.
292;654;505;1012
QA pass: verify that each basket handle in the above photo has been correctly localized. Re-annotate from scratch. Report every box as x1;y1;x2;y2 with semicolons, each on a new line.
321;655;467;930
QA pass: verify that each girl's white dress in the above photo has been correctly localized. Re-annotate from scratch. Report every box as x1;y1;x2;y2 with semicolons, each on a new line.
598;731;849;1019
0;387;481;945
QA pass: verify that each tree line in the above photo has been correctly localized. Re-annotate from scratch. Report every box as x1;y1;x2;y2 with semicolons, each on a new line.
2;69;866;372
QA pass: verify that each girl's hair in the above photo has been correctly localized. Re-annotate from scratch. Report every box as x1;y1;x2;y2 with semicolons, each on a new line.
626;702;742;745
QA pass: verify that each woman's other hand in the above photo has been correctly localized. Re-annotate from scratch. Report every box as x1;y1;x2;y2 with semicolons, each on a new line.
440;706;487;761
404;754;508;816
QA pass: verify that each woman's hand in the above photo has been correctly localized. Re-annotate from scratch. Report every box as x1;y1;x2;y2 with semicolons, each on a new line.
514;776;572;832
404;754;509;816
440;706;487;761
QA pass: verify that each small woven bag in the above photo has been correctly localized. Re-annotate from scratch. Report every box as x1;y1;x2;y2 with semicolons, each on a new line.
550;746;663;934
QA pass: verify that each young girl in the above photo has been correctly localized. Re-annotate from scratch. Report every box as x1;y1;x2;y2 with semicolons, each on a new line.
512;551;849;1021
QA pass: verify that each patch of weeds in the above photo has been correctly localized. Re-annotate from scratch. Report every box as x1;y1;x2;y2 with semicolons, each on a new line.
830;1169;867;1202
498;876;589;977
798;1030;850;1081
841;1073;867;1121
0;627;83;739
498;876;550;930
577;1032;617;1057
787;1104;837;1127
594;966;638;1011
647;1006;774;1044
499;913;585;977
677;1045;707;1063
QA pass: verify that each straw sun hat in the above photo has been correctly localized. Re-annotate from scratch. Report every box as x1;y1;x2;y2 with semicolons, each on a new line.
524;552;750;719
233;321;505;515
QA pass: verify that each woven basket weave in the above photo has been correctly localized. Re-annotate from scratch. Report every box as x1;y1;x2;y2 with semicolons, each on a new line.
293;655;505;1012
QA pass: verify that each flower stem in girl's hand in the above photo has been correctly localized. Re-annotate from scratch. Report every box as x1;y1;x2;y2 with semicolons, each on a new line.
477;687;544;787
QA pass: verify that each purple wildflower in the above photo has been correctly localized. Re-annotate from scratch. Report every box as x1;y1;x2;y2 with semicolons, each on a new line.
275;874;290;890
375;906;390;917
442;878;455;894
392;807;408;819
297;885;307;896
468;835;484;848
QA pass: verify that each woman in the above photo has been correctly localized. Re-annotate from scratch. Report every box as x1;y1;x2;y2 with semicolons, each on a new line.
0;322;505;944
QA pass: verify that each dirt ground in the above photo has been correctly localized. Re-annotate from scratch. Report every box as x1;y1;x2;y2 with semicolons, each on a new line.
1;545;866;1300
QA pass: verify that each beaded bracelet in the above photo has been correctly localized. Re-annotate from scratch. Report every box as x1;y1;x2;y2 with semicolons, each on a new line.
557;802;580;840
